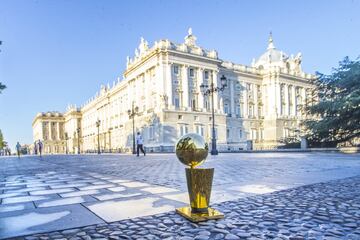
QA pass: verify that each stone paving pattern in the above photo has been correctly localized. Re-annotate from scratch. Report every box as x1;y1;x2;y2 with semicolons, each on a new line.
0;153;360;239
0;171;186;239
19;176;360;240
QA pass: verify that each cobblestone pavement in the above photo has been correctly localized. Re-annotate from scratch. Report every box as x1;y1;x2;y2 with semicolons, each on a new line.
0;153;360;239
19;175;360;240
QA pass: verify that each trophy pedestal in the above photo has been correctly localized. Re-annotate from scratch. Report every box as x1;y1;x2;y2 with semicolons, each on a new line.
176;168;224;222
176;206;224;222
174;133;225;222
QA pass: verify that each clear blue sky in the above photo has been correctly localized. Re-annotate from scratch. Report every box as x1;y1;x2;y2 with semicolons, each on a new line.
0;0;359;150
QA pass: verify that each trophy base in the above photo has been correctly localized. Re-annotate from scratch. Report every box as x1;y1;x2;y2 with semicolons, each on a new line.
176;206;224;222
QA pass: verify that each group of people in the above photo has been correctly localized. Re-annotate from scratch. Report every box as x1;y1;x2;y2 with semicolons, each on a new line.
33;139;43;156
15;139;43;158
14;134;144;158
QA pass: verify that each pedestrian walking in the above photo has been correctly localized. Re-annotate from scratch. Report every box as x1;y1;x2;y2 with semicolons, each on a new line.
37;139;43;157
16;142;21;158
136;132;146;157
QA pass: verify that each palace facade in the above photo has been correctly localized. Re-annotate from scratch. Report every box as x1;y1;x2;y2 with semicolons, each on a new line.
32;29;316;154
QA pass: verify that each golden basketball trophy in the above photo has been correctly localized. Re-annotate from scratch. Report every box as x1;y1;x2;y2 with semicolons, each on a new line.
175;133;224;222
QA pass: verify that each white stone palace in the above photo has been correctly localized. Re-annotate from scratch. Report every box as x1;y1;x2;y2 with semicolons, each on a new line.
32;29;316;154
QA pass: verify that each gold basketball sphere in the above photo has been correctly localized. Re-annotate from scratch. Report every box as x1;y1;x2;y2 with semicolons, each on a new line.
175;133;209;168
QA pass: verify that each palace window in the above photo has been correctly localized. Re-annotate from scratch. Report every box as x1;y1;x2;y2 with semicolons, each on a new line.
174;97;180;108
178;115;183;120
189;68;195;77
204;71;209;80
236;105;240;117
226;128;230;139
248;104;254;118
259;129;264;140
251;129;257;140
191;98;197;111
239;129;243;139
224;103;230;115
195;125;204;137
205;99;210;110
173;65;179;75
179;125;188;137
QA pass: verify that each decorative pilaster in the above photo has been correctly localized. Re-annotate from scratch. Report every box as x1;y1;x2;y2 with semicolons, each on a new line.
230;79;235;116
212;71;219;111
292;85;296;116
253;84;258;117
166;63;173;107
48;121;52;140
198;68;204;109
301;87;307;116
284;84;289;116
182;65;189;108
57;122;61;140
243;82;248;118
276;81;281;117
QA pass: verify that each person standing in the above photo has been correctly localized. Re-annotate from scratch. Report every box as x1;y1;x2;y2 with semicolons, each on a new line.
38;139;43;157
136;132;145;157
16;142;21;158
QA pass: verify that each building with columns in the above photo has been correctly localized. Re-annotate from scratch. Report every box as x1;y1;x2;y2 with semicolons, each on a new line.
32;29;316;153
32;112;66;154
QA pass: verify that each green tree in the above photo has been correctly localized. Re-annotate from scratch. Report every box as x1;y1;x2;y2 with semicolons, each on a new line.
0;82;5;93
303;56;360;146
0;129;4;149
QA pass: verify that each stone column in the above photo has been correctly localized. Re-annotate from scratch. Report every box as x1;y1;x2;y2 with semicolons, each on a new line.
253;84;258;117
301;87;306;117
243;82;248;118
48;121;52;140
57;122;61;140
292;86;296;116
166;63;173;107
197;68;204;110
284;84;289;116
230;79;235;116
212;70;219;111
275;81;281;117
182;65;189;109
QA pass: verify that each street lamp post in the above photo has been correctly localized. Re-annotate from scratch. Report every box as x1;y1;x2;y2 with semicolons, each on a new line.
76;127;81;154
96;119;101;154
200;73;227;155
128;102;139;155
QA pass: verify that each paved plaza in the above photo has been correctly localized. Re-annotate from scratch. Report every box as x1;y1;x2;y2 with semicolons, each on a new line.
0;152;359;239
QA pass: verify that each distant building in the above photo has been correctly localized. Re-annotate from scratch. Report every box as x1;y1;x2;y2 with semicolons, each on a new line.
32;112;67;154
32;29;316;154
